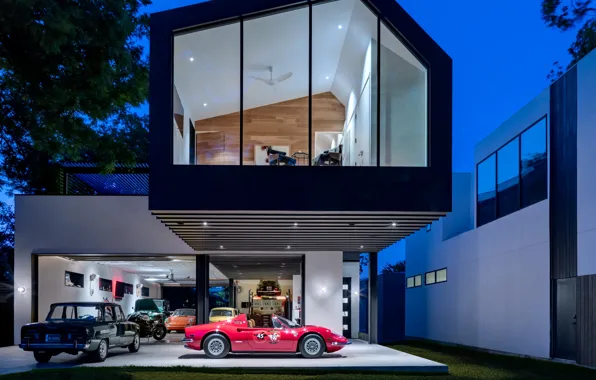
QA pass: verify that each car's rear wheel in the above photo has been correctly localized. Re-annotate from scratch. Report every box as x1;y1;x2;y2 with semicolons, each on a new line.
203;333;230;359
153;326;166;341
90;339;108;362
128;333;140;353
299;334;325;358
33;351;52;363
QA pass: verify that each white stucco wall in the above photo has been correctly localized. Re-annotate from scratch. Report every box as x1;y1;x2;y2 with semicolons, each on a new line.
14;195;195;343
37;256;161;319
576;48;596;277
342;261;360;339
406;199;550;358
304;251;343;334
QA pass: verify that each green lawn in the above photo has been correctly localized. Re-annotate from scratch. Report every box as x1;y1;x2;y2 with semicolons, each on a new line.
3;340;595;380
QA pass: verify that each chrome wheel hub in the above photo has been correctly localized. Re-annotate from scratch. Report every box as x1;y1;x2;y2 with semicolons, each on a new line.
304;338;321;355
134;335;139;349
99;341;107;358
208;338;224;355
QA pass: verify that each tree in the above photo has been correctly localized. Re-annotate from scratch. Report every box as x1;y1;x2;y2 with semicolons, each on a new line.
0;0;151;194
542;0;596;80
359;254;369;275
381;260;406;274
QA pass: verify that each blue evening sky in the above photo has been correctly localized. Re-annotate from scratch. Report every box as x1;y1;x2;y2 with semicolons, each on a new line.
3;1;577;271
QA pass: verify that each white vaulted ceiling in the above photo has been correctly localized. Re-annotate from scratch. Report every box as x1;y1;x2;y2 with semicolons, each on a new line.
173;0;356;121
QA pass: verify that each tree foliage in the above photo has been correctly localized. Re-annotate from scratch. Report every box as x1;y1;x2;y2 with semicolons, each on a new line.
542;0;596;80
0;0;151;194
381;260;406;274
359;254;369;275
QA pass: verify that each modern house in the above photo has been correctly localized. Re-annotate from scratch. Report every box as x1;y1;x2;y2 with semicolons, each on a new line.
405;48;596;367
12;0;452;347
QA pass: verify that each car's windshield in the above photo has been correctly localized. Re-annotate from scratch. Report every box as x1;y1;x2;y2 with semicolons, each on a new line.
173;309;195;316
210;309;232;317
153;300;165;312
275;315;300;328
47;305;103;322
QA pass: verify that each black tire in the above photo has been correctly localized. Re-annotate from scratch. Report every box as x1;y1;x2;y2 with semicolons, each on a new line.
128;333;140;353
153;325;166;341
33;351;52;363
90;339;109;362
299;334;325;359
203;333;230;359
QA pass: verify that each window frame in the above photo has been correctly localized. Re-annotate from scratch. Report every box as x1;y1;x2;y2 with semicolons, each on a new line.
406;274;423;289
476;115;548;227
424;267;447;286
171;0;430;168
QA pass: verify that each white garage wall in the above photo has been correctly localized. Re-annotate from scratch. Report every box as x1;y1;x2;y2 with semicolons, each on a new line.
342;261;359;338
14;195;195;344
304;251;343;334
38;256;161;318
576;49;596;277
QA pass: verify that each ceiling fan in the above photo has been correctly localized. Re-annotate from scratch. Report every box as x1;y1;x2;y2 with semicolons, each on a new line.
164;269;178;284
249;65;293;86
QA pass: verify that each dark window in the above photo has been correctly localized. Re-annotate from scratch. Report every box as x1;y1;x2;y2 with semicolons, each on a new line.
497;138;520;217
189;118;196;165
141;287;149;297
521;118;547;207
477;154;496;226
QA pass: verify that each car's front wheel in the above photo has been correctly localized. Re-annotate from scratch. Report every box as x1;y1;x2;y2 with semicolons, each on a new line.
203;333;230;359
90;339;108;362
33;351;52;363
299;334;325;358
128;333;140;353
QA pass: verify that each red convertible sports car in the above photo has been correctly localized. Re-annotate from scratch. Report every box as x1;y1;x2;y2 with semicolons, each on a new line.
183;313;350;358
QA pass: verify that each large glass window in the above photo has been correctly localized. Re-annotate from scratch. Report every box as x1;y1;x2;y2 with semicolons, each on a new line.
497;138;520;218
380;23;428;167
174;22;241;165
521;119;547;207
171;1;429;167
477;154;497;226
476;117;548;227
312;0;377;167
243;7;309;166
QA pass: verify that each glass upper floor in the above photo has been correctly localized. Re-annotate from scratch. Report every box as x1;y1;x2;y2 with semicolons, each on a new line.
171;0;428;168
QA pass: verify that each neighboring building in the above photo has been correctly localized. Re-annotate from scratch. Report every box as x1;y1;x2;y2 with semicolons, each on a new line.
405;48;596;367
13;0;452;346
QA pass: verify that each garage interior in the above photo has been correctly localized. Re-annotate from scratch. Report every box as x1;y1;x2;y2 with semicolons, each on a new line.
35;254;306;336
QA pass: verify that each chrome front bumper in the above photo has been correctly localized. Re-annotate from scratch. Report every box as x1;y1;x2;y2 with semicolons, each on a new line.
331;340;352;346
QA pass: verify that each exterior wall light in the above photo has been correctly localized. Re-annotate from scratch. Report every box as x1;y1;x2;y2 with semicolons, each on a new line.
320;286;327;293
17;286;26;294
353;291;359;296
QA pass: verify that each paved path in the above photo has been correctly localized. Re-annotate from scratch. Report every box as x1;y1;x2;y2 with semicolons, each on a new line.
0;334;447;375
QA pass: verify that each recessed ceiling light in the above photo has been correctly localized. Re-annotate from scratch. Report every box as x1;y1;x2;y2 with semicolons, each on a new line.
338;25;343;30
391;222;397;227
203;221;208;226
286;246;291;249
293;222;298;227
189;57;194;62
360;245;364;249
203;103;208;107
219;245;224;249
146;278;161;281
238;272;243;275
325;76;330;80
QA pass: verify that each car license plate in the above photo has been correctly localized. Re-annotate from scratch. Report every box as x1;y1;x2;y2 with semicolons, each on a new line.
45;334;61;343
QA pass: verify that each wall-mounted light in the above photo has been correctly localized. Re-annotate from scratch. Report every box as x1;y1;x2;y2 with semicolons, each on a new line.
337;25;343;30
189;57;195;62
17;286;26;294
320;286;327;293
203;103;208;107
353;291;359;296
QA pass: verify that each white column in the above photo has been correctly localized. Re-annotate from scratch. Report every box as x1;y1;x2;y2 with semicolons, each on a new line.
304;251;343;334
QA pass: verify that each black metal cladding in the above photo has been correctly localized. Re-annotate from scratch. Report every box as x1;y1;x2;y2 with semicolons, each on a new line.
549;66;578;280
149;0;452;213
577;274;596;367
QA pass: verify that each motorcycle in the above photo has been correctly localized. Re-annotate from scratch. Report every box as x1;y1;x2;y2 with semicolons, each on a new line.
127;311;167;340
